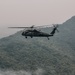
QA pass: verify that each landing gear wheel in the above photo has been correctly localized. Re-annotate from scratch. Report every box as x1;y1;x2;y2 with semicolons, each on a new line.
47;37;49;40
31;36;33;38
25;36;27;38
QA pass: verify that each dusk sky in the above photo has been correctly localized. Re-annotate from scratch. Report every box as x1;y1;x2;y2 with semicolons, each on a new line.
0;0;75;38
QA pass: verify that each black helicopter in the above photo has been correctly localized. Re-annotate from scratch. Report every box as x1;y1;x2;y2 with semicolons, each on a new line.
9;24;59;40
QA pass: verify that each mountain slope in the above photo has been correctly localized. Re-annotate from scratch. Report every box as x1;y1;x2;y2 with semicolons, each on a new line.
0;16;75;75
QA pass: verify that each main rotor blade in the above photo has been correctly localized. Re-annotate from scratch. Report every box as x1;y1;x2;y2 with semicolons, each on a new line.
35;24;53;29
8;27;30;28
8;25;35;29
8;24;54;29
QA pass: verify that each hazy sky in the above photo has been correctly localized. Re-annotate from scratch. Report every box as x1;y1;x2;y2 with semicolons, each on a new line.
0;0;75;38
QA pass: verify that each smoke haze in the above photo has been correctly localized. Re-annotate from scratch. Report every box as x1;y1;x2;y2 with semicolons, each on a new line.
0;68;45;75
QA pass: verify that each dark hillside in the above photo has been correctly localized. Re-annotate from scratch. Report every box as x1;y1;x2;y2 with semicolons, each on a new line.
0;16;75;75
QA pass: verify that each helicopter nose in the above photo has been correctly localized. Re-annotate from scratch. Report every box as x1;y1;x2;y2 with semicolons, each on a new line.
22;32;24;36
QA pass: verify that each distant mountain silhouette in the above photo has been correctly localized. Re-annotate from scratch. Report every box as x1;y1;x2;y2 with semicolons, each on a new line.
0;16;75;75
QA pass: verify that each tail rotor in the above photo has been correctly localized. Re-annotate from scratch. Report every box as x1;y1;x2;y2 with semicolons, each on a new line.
53;24;59;32
50;24;59;35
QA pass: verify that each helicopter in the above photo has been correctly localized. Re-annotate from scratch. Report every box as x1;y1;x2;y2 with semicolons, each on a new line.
9;24;59;40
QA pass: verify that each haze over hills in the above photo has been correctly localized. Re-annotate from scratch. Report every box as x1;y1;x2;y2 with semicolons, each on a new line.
0;16;75;75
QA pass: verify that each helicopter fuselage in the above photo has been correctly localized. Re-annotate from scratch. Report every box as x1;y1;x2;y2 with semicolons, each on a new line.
22;29;53;38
